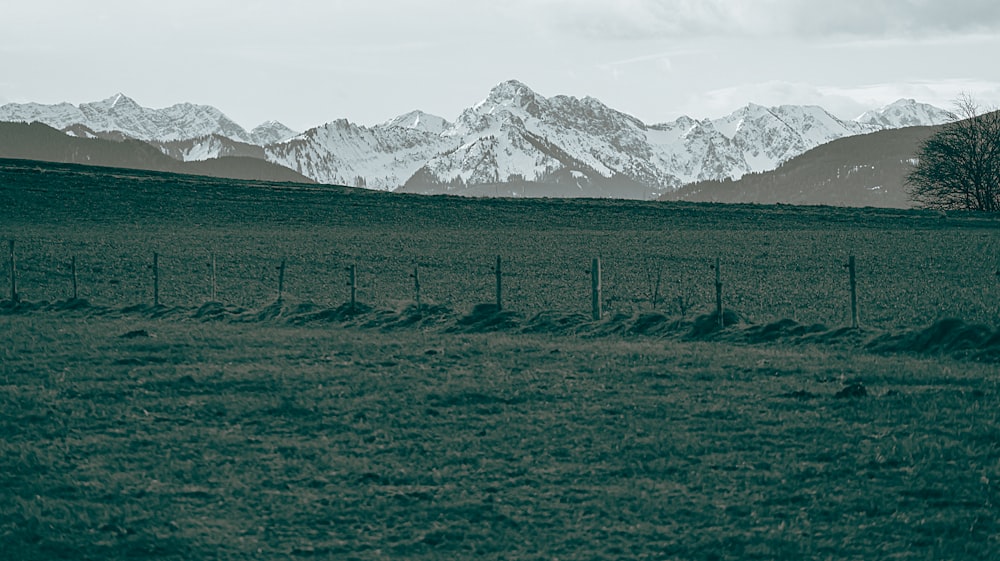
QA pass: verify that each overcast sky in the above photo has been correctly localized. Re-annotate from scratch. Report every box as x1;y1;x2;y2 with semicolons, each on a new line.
2;0;999;131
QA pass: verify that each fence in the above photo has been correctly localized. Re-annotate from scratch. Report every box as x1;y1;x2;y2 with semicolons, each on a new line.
5;237;998;331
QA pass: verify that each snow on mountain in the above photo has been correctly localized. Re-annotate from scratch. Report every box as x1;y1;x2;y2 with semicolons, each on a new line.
0;93;258;145
0;83;959;197
72;94;254;143
152;134;266;162
384;111;451;135
857;99;957;129
0;101;86;130
251;120;299;145
405;80;891;194
712;103;876;173
264;119;458;190
408;80;682;194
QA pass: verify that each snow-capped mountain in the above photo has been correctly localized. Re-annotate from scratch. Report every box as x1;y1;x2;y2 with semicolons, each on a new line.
857;99;957;129
264;118;458;190
0;101;85;131
0;82;958;198
384;111;451;135
399;80;905;197
251;120;300;145
152;135;266;162
0;93;277;145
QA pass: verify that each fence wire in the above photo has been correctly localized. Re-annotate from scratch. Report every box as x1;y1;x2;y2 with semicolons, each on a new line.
4;235;999;330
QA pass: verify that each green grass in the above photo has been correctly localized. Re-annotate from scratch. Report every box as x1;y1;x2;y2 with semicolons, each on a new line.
2;314;999;560
2;159;1000;560
2;159;999;329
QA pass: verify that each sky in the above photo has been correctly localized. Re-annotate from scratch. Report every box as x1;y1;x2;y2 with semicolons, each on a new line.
2;0;1000;132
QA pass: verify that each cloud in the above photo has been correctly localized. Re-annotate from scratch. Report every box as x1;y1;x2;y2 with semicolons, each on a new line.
527;0;1000;40
674;79;1000;120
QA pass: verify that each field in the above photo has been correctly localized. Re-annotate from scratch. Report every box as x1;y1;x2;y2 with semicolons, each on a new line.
2;159;1000;560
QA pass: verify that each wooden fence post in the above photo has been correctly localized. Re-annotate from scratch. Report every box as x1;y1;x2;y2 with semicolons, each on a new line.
349;264;357;311
153;252;160;306
211;254;217;302
652;265;662;310
849;255;860;329
9;240;17;303
495;255;503;311
715;257;724;329
277;259;286;302
413;266;421;309
71;255;78;300
592;257;602;321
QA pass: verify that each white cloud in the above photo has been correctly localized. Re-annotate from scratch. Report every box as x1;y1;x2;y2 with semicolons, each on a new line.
524;0;1000;40
673;79;1000;121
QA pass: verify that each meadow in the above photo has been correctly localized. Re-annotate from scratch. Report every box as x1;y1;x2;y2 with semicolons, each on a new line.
2;159;1000;560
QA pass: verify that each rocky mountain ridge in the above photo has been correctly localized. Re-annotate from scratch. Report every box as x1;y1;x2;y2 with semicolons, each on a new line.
0;82;957;198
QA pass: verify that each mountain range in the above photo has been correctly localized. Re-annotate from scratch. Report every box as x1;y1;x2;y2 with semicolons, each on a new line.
0;81;957;203
660;125;940;208
0;121;313;184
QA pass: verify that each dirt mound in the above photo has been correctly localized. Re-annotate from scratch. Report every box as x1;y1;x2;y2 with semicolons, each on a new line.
291;301;374;324
521;311;592;336
193;301;246;321
450;303;521;333
120;329;152;339
744;318;828;344
0;299;47;314
868;318;998;360
627;312;678;336
835;382;868;399
49;298;93;312
688;309;744;339
365;303;454;331
120;303;186;319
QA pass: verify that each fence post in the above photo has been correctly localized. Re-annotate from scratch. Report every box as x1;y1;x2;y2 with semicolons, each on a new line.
277;259;286;302
652;265;662;310
8;240;17;303
71;256;78;300
592;257;602;321
849;255;860;329
495;255;503;311
413;266;421;309
715;257;724;329
349;264;357;311
211;254;217;301
153;252;160;306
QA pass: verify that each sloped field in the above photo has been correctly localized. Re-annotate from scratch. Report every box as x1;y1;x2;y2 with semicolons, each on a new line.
2;159;1000;560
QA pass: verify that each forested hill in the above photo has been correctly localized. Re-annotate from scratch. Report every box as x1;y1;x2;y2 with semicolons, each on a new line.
0;121;314;184
661;125;941;208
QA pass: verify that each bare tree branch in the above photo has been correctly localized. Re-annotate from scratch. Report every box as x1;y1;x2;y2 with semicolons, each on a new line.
907;94;1000;212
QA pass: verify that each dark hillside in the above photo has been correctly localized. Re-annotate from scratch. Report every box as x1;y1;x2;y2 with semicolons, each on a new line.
663;125;940;208
0;121;313;184
2;158;997;330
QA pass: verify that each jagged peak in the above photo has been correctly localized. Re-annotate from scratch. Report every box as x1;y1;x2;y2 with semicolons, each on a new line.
476;79;543;110
490;79;535;96
96;92;140;109
252;119;295;132
383;110;450;134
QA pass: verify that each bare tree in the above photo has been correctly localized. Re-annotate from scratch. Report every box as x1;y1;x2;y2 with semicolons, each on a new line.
907;95;1000;212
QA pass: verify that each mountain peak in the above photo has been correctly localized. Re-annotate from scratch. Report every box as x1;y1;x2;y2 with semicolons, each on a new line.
466;79;547;123
491;79;534;95
250;120;299;145
857;99;957;128
383;110;451;134
96;93;139;110
479;80;542;108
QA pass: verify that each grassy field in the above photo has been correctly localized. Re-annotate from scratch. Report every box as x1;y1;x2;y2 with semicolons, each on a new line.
2;159;1000;560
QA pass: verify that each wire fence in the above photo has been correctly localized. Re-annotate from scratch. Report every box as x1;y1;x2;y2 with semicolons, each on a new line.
4;237;1000;332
